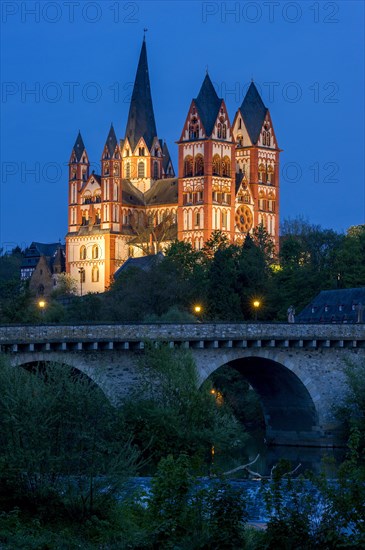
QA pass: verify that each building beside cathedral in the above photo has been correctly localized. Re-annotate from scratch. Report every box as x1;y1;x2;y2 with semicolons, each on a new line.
66;38;281;294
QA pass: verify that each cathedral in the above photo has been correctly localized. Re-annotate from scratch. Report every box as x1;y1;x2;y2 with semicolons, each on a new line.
66;38;281;294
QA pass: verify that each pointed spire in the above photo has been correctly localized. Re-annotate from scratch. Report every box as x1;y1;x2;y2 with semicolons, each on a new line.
105;123;118;157
125;39;157;151
239;82;268;145
195;73;222;137
72;131;86;162
162;141;175;176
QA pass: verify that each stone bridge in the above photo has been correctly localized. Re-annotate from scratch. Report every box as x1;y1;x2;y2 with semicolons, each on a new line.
0;323;364;447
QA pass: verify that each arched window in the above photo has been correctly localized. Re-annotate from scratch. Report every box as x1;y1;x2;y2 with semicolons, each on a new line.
139;147;145;156
125;162;131;179
189;117;199;139
194;155;204;176
153;161;159;180
92;245;99;259
217;123;222;139
194;211;200;228
222;156;231;177
80;246;86;260
138;161;145;178
128;246;134;257
258;163;265;182
95;210;101;225
184;156;193;177
222;124;227;139
104;163;109;176
237;134;243;147
212;155;221;176
222;210;227;229
92;266;99;283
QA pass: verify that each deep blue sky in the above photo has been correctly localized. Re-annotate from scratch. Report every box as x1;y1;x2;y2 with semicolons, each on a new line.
1;0;364;250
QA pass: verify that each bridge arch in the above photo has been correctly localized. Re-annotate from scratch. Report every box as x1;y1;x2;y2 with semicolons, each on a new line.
197;350;322;446
8;352;117;403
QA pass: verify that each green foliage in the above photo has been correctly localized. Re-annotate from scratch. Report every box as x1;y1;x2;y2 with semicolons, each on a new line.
121;345;247;467
147;454;247;549
0;357;140;520
210;365;265;433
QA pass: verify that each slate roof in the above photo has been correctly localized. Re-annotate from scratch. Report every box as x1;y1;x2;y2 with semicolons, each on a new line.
162;141;175;175
125;39;157;151
114;252;164;277
73;131;86;162
121;179;145;206
145;178;178;205
296;288;365;324
239;82;268;145
235;172;244;194
105;124;118;157
194;73;222;137
21;243;66;273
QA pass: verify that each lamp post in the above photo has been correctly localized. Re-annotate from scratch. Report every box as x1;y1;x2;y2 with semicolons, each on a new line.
194;305;202;322
253;299;261;321
38;300;46;321
78;267;85;296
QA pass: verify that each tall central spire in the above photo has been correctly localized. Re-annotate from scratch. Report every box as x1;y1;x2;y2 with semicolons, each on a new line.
125;38;157;151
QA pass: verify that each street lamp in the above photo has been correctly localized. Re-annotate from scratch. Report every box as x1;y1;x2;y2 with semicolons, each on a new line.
78;267;85;296
38;300;46;321
194;305;202;322
253;299;261;321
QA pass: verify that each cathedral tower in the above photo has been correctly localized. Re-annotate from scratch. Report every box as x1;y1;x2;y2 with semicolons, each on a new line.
232;82;281;248
121;37;172;192
177;74;236;249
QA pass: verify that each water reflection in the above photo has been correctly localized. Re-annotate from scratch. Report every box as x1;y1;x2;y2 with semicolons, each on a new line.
214;434;345;478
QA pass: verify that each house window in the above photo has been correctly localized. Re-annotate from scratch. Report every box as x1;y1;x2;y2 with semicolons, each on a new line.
92;245;99;259
138;161;145;178
80;246;86;260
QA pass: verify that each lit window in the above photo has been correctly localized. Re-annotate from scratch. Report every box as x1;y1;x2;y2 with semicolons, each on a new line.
138;161;145;178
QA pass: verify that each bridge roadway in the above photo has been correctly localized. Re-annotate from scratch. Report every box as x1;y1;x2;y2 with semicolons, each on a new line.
1;323;364;447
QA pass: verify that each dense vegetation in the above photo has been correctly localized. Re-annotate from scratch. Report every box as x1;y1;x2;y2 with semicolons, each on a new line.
0;350;364;548
0;220;364;324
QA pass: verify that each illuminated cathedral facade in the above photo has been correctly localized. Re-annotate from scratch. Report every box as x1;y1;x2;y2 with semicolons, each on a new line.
66;38;281;294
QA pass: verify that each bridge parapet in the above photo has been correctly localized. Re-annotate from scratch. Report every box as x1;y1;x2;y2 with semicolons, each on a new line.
0;323;364;354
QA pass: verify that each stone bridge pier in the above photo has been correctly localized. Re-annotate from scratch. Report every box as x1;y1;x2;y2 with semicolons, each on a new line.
1;323;364;447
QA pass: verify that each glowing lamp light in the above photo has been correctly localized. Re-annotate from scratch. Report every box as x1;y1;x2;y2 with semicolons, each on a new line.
38;300;46;309
253;300;260;309
194;305;202;314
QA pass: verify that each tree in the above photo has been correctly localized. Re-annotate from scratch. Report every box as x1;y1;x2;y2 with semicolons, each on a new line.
129;210;176;255
120;345;246;466
0;358;140;519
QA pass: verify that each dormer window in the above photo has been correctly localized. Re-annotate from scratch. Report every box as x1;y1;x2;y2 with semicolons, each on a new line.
125;149;130;157
238;118;242;129
139;147;145;156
